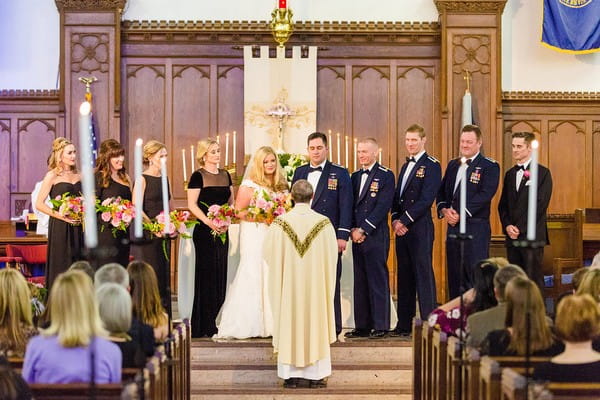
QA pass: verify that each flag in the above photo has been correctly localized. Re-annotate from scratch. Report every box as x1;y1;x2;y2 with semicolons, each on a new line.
542;0;600;54
84;91;99;166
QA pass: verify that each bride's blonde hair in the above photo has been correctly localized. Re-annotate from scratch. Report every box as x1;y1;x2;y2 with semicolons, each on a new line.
247;146;288;192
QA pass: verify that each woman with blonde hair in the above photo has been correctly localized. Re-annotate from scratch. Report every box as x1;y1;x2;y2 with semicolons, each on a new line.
0;269;37;357
131;140;172;315
481;276;563;356
127;261;169;342
35;137;83;290
576;268;600;302
187;138;234;337
215;146;289;339
22;270;121;384
95;139;132;267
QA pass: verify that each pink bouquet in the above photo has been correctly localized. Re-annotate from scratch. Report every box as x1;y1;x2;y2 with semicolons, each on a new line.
143;210;198;259
203;203;237;244
96;196;135;237
49;192;84;223
246;189;292;224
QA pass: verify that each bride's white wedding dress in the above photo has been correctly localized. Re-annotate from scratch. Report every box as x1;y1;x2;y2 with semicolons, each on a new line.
214;179;274;339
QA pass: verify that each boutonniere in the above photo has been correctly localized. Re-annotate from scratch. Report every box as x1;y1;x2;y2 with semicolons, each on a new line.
415;166;426;178
523;170;530;181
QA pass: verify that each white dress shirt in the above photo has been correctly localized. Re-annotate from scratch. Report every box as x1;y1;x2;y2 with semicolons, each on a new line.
359;162;376;196
400;150;425;195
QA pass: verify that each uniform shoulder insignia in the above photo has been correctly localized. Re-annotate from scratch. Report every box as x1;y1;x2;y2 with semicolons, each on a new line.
485;156;498;164
427;155;439;163
331;163;345;169
378;165;389;172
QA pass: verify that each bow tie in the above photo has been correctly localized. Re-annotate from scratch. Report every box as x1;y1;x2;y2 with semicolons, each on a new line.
361;169;370;175
308;166;323;172
461;159;472;166
406;156;416;163
516;165;525;171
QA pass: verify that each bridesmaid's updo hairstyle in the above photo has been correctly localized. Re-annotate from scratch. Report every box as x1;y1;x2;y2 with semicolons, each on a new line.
96;139;129;188
48;137;77;174
142;140;166;165
196;138;219;168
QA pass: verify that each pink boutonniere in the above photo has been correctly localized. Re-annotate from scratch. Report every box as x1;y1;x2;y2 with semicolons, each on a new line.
523;170;530;180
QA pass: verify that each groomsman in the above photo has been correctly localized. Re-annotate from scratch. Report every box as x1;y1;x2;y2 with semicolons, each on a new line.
390;124;441;336
436;125;500;299
292;132;353;336
498;131;552;291
345;137;395;339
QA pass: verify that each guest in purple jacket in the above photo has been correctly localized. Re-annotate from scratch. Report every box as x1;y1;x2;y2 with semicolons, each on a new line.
22;270;121;384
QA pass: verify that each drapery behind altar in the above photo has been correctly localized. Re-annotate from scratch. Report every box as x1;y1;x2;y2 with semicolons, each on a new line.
178;225;398;330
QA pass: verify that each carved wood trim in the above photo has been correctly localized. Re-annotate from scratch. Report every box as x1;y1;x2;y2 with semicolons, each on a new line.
503;120;541;135
548;120;586;135
126;65;165;79
317;66;345;80
502;91;600;101
435;0;507;13
217;66;243;80
71;33;110;74
55;0;126;11
173;65;210;79
397;66;435;80
0;120;10;133
352;66;390;80
0;90;60;98
17;119;56;133
592;121;600;135
452;35;491;74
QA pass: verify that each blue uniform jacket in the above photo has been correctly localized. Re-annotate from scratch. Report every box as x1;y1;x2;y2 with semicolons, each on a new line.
351;162;395;236
292;161;353;241
391;153;442;227
436;153;500;221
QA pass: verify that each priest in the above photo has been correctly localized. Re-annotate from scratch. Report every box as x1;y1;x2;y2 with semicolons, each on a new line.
264;179;338;389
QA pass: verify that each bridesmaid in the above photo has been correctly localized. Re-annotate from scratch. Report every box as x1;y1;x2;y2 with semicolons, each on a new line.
187;138;234;337
95;139;132;268
131;140;172;316
35;138;83;291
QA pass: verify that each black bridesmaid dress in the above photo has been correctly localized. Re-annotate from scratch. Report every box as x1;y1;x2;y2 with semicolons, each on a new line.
130;174;171;316
188;169;232;337
46;181;83;291
96;174;132;268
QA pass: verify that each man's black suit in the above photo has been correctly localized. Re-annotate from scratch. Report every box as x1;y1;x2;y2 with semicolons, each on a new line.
498;163;553;290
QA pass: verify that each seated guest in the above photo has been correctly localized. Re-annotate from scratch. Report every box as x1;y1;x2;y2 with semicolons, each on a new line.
0;356;32;400
127;261;169;342
576;268;600;302
68;260;95;282
555;267;588;313
481;276;563;357
591;251;600;269
467;264;527;348
21;270;121;384
95;262;154;357
533;294;600;382
428;257;508;336
0;269;38;357
97;283;145;368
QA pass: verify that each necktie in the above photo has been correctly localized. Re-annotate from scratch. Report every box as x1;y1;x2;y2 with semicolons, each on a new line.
406;156;416;163
308;166;323;172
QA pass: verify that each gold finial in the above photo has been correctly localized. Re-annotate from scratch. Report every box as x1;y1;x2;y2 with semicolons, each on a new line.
78;76;98;93
463;70;471;94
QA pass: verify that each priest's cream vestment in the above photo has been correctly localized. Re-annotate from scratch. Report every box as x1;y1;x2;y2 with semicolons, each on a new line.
264;203;338;379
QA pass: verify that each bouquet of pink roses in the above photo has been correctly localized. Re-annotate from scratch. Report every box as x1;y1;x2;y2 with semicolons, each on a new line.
49;192;84;223
202;203;238;244
96;196;135;237
246;189;292;225
143;210;198;259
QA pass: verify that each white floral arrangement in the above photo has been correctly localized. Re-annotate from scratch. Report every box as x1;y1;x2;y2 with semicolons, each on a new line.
278;153;308;183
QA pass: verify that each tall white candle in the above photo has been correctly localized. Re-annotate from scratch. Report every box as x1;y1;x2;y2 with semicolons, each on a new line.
216;134;220;144
160;157;170;235
190;145;195;172
225;132;230;166
134;138;143;238
328;130;333;160
378;148;382;164
182;148;187;181
527;140;539;241
459;157;467;234
78;101;97;248
233;131;237;165
336;133;341;164
345;136;349;168
353;138;358;171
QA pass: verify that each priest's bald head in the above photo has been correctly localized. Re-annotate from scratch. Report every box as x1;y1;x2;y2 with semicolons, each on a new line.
291;179;313;204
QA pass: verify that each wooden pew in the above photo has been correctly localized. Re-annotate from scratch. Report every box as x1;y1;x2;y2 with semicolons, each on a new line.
464;347;480;400
479;356;551;400
28;382;138;399
420;321;434;400
501;367;600;400
446;335;480;400
431;327;448;400
412;317;423;400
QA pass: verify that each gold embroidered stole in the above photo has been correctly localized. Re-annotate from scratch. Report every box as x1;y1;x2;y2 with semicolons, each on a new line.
272;218;330;258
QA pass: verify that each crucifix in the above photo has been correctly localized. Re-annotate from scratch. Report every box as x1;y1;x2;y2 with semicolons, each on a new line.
266;92;295;152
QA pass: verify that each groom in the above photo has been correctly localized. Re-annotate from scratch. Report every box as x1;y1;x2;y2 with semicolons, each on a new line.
292;132;353;336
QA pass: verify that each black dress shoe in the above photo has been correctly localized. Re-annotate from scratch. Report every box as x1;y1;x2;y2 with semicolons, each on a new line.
309;378;327;388
283;378;298;388
368;329;387;339
389;329;411;338
344;329;370;338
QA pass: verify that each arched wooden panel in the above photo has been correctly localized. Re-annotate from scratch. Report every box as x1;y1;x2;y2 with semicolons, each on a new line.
217;65;244;175
593;122;600;207
317;66;346;140
17;119;56;193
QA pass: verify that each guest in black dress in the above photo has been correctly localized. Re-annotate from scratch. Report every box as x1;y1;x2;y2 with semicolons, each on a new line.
187;138;234;337
35;138;83;291
131;140;172;316
95;139;132;268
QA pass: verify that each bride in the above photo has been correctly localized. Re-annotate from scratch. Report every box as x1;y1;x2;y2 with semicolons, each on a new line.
214;146;290;339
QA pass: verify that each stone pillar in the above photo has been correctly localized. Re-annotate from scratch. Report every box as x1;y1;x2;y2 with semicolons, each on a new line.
55;0;125;145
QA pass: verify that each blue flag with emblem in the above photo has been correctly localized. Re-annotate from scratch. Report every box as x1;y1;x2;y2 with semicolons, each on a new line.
84;90;99;166
542;0;600;54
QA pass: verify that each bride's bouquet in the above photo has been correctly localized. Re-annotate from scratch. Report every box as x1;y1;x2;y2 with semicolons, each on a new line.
96;196;135;237
246;189;292;225
49;192;84;223
202;203;238;244
143;210;198;258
